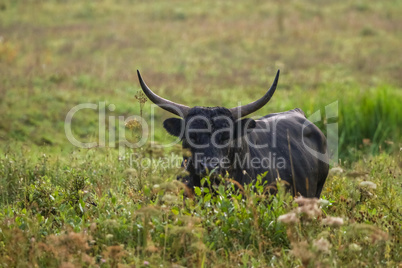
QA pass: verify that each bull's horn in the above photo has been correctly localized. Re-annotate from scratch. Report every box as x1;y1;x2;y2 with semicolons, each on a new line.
229;70;280;119
137;70;190;117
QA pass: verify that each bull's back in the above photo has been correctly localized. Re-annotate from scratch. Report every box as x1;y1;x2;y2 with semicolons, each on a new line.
247;108;329;197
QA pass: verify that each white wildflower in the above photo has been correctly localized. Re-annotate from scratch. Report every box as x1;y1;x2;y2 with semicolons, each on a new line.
313;237;332;253
319;199;330;208
329;167;343;175
162;194;179;205
295;197;321;219
106;234;114;240
278;212;299;224
322;216;344;227
348;243;362;252
359;181;377;189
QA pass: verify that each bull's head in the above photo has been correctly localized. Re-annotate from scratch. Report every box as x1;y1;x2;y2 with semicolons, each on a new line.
137;70;279;177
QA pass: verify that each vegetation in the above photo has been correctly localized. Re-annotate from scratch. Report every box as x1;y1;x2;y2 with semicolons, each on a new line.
0;0;401;267
0;148;400;267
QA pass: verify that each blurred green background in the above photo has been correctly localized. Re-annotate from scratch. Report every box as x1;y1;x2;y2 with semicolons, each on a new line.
0;0;401;161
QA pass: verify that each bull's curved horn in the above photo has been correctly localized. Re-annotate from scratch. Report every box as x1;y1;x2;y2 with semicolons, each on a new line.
229;70;280;119
137;70;190;117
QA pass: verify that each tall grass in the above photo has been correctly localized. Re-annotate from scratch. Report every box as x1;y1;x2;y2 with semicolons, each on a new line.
0;148;400;266
338;84;401;161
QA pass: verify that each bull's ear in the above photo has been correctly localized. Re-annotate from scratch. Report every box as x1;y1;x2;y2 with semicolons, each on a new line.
163;118;184;137
235;118;256;137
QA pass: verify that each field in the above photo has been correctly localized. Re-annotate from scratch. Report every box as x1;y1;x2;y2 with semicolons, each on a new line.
0;0;401;267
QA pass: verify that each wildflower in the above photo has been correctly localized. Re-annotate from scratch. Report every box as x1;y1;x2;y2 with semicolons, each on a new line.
348;243;362;252
162;194;179;205
297;204;321;219
321;216;344;227
143;261;150;266
278;212;299;224
135;91;148;104
106;234;114;240
319;199;330;208
329;167;343;175
295;197;321;219
359;181;377;189
294;196;319;206
313;237;331;253
125;119;141;130
104;245;126;261
146;244;159;253
290;241;313;266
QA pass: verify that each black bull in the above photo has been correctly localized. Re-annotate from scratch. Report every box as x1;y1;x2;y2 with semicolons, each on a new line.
137;70;329;198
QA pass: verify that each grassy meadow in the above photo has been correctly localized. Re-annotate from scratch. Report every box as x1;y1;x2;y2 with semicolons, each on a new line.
0;0;401;267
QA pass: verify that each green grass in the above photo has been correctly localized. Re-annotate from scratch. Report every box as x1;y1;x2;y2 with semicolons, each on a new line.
0;149;400;266
0;0;401;266
0;0;401;159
